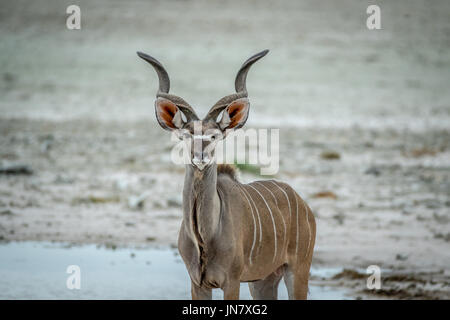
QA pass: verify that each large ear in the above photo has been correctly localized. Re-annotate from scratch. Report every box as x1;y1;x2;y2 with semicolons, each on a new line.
155;97;185;130
218;98;250;131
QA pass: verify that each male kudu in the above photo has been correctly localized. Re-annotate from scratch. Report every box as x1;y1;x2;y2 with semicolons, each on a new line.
137;50;316;300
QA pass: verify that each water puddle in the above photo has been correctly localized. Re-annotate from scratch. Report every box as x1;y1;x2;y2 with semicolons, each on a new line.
0;242;352;299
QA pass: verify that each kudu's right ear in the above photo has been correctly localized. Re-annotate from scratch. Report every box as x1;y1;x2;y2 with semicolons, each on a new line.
155;97;185;131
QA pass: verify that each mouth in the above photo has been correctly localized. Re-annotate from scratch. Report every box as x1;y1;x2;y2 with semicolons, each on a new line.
192;158;212;171
194;163;207;171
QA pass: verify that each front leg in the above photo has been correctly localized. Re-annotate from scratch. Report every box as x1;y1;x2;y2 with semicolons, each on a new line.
191;281;212;300
223;279;240;300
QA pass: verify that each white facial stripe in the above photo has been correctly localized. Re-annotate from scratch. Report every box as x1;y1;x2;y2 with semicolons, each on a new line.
238;185;257;266
255;182;287;254
192;135;213;141
247;184;278;263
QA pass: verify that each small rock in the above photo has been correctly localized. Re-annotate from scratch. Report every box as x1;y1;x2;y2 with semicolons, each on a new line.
332;212;346;225
365;167;381;176
320;150;340;160
54;174;75;184
0;164;33;175
0;209;14;216
409;147;437;158
3;72;15;83
128;191;150;210
396;254;408;261
311;191;337;199
104;243;117;250
434;233;450;242
432;212;449;224
167;196;182;208
425;199;441;209
73;195;120;204
40;139;53;153
153;200;164;209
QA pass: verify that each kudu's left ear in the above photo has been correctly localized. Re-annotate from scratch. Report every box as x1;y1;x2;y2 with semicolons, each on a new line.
218;98;250;131
155;97;185;130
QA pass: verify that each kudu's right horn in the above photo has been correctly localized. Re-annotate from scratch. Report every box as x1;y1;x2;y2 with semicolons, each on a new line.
137;51;199;121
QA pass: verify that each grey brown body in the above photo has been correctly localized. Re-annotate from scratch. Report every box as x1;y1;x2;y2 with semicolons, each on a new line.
137;50;316;299
178;163;315;299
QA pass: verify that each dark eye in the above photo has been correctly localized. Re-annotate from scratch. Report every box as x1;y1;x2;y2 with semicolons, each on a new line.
211;132;222;141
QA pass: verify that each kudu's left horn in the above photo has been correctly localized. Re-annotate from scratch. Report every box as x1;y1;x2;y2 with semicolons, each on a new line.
205;49;269;121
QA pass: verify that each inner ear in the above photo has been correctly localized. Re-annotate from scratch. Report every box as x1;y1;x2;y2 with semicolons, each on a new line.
155;98;185;130
219;98;249;130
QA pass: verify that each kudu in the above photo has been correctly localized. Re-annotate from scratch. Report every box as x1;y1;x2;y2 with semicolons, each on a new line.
137;50;316;300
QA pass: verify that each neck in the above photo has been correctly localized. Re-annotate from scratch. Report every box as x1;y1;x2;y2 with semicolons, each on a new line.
183;163;221;245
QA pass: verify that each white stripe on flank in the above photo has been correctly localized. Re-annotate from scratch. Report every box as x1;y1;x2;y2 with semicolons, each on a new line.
247;184;278;263
241;186;263;253
238;185;257;266
294;193;299;257
269;181;292;219
255;182;287;253
270;181;292;251
255;182;278;206
303;201;312;259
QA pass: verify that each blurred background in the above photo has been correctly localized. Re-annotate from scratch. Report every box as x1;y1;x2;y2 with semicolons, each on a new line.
0;0;449;299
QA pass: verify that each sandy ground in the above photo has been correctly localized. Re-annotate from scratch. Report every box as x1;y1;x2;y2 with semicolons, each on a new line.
1;0;449;299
